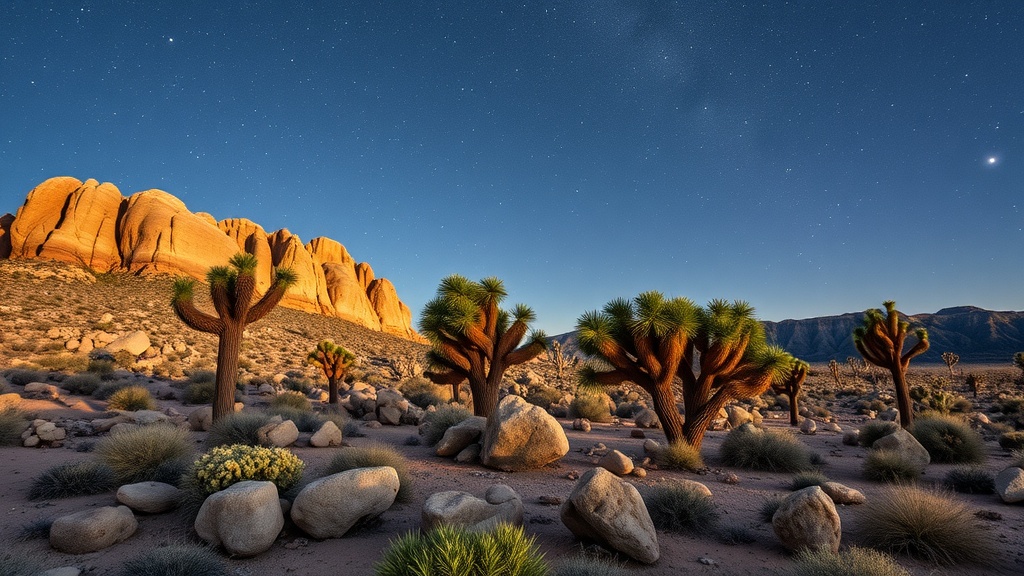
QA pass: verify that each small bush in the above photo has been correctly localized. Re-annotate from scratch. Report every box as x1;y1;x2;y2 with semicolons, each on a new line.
790;470;829;491
642;481;719;533
28;461;118;500
944;466;995;494
183;381;215;404
5;368;47;386
784;547;910;576
206;411;273;447
399;377;448;406
324;442;413;502
759;494;785;522
407;391;447;409
18;518;53;541
117;544;228;576
421;404;472;446
93;379;131;400
0;408;29;446
524;386;563;409
107;385;157;411
858;421;899;447
95;424;193;483
655;441;704;472
999;431;1024;451
270;391;311;412
282;377;316;394
87;358;116;376
717;523;756;545
720;427;813;472
568;392;613;423
374;523;547;576
61;373;102;395
994;396;1024;414
861;485;998;565
187;370;216;385
268;406;324;433
36;353;89;372
191;444;304;495
552;555;627;576
910;414;985;464
863;450;923;483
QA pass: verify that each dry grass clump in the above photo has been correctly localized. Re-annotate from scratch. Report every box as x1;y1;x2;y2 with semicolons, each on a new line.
420;404;472;446
92;379;132;400
0;408;29;446
524;385;563;410
182;381;215;404
655;441;705;472
998;430;1024;451
94;424;193;483
116;544;228;576
552;554;627;576
784;547;910;576
861;485;998;566
206;411;273;447
642;481;719;533
107;385;157;411
35;353;89;372
268;407;324;433
759;494;785;523
857;420;899;447
4;368;48;386
324;442;413;503
399;377;449;409
789;470;829;491
61;373;102;395
863;450;923;483
909;413;985;464
270;390;312;412
568;392;613;423
720;427;813;472
28;460;118;500
943;466;995;494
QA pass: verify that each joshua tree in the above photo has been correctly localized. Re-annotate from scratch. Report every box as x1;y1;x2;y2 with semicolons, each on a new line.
172;253;296;422
307;340;356;404
577;293;793;449
772;359;808;426
853;300;929;429
827;359;843;387
1013;352;1024;380
846;356;866;380
941;352;960;378
547;340;579;382
419;275;547;417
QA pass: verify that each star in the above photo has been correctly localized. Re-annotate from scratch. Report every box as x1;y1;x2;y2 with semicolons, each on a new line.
987;157;997;165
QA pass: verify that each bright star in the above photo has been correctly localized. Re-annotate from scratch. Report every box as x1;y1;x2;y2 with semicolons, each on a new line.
988;157;996;164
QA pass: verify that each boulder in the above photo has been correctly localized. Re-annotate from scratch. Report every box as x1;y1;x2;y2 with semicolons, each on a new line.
116;481;183;513
799;418;817;435
725;405;753;428
572;418;592;432
257;418;299;447
290;467;399;539
455;443;482;464
598;450;634;476
309;420;343;447
422;484;524;532
105;331;151;356
481;395;569;471
819;482;865;506
560;467;659;564
995;466;1024;504
194;481;283;557
772;486;841;554
50;505;137;554
872;428;930;468
436;416;486;457
23;382;60;400
35;422;66;442
378;405;403;426
671;479;713;498
842;429;860;446
188;406;213;431
633;408;660;429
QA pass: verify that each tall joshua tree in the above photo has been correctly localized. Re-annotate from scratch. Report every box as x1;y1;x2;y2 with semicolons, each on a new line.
853;300;929;429
419;275;547;417
307;340;356;404
577;293;793;450
172;253;296;422
772;359;808;427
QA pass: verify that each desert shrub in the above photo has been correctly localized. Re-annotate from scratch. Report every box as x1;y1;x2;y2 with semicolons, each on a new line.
0;408;29;446
421;404;472;446
95;424;193;483
655;441;704;472
717;523;756;545
720;427;813;472
858;421;899;447
28;461;118;500
5;368;47;386
863;450;923;483
524;385;563;409
183;381;215;404
568;392;613;423
92;379;132;400
191;444;304;495
552;555;627;576
107;385;157;411
36;353;89;372
116;544;228;576
642;481;719;533
861;485;998;565
910;414;985;464
399;376;447;403
319;408;350;432
0;552;42;576
187;370;216;385
789;470;829;491
999;431;1024;451
407;391;447;409
267;406;323;433
282;376;316;394
943;466;995;494
61;373;102;395
17;518;53;541
784;547;910;576
206;411;273;447
324;442;412;502
614;401;644;419
375;523;547;576
759;494;785;522
87;357;116;376
994;396;1024;414
270;391;311;412
344;420;366;438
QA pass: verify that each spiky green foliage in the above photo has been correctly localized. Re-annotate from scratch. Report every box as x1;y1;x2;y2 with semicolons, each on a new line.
28;461;118;500
790;470;829;490
568;392;613;423
642;481;719;533
61;373;102;395
785;547;911;576
206;410;273;447
17;518;53;541
759;494;785;523
552;555;627;576
307;340;356;404
720;426;813;472
92;379;131;400
853;301;930;429
172;254;296;422
107;385;157;411
183;381;215;404
861;485;998;566
270;390;312;412
0;408;28;446
94;424;193;483
910;414;985;464
858;421;899;447
419;275;547;417
421;404;473;446
863;450;923;483
655;440;705;471
944;466;995;494
771;359;808;426
576;293;795;449
374;523;548;576
116;545;229;576
324;442;413;502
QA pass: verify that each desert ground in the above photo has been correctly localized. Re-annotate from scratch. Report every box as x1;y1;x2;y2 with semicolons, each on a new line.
1;259;1023;575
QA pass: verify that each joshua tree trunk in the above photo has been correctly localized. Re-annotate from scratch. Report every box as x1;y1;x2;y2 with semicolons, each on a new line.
892;369;914;428
649;384;685;445
681;399;726;451
213;322;243;420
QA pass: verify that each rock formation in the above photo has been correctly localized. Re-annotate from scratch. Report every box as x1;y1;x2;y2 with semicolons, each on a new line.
2;177;422;341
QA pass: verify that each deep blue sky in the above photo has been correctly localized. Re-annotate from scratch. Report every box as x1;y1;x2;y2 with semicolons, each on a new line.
2;1;1022;335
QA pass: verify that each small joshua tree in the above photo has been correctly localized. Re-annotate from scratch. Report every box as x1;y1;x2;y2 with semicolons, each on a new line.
172;253;296;422
942;352;960;378
419;275;547;417
772;359;808;426
1013;352;1024;381
827;359;843;387
854;301;929;429
846;356;866;380
547;340;579;382
307;340;356;404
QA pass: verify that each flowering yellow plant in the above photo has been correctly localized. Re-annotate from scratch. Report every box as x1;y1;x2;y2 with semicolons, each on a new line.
191;444;304;495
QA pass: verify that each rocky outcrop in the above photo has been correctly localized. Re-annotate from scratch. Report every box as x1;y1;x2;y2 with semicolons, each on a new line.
3;177;422;341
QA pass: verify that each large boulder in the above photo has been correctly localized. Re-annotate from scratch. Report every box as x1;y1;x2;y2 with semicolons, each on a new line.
436;416;487;457
772;486;842;554
257;418;299;447
194;481;284;557
481;395;569;471
995;466;1024;504
872;428;930;468
725;405;753;428
560;468;659;564
598;449;634;476
367;277;419;340
290;467;399;539
309;420;343;447
105;331;151;357
50;505;137;554
116;481;183;514
422;484;523;532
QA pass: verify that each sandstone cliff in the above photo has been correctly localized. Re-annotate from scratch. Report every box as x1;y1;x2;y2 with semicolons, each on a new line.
2;177;423;342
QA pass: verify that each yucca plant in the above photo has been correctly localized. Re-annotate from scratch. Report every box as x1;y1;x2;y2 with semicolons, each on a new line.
307;340;356;404
374;523;548;576
772;359;808;426
172;253;296;422
419;275;547;417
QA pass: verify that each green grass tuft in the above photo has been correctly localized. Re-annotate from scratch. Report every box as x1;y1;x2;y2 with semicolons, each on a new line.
789;470;829;491
858;421;899;447
944;466;995;494
324;442;413;503
107;385;157;411
17;517;53;541
863;450;923;483
655;440;705;472
420;404;472;446
28;461;118;500
784;546;910;576
182;381;215;404
61;373;102;395
568;392;613;423
92;379;132;400
910;414;985;464
4;368;48;386
759;494;785;523
998;431;1024;451
116;544;228;576
720;427;813;472
94;424;193;483
270;390;312;412
374;523;547;576
642;481;719;534
205;410;272;447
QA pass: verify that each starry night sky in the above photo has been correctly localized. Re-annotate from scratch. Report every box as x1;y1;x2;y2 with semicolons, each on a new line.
2;1;1022;335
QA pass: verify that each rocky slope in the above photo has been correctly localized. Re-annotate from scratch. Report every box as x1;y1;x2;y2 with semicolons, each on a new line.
0;177;422;341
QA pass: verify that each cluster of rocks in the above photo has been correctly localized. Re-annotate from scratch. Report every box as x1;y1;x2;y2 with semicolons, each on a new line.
20;418;67;447
338;384;426;426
